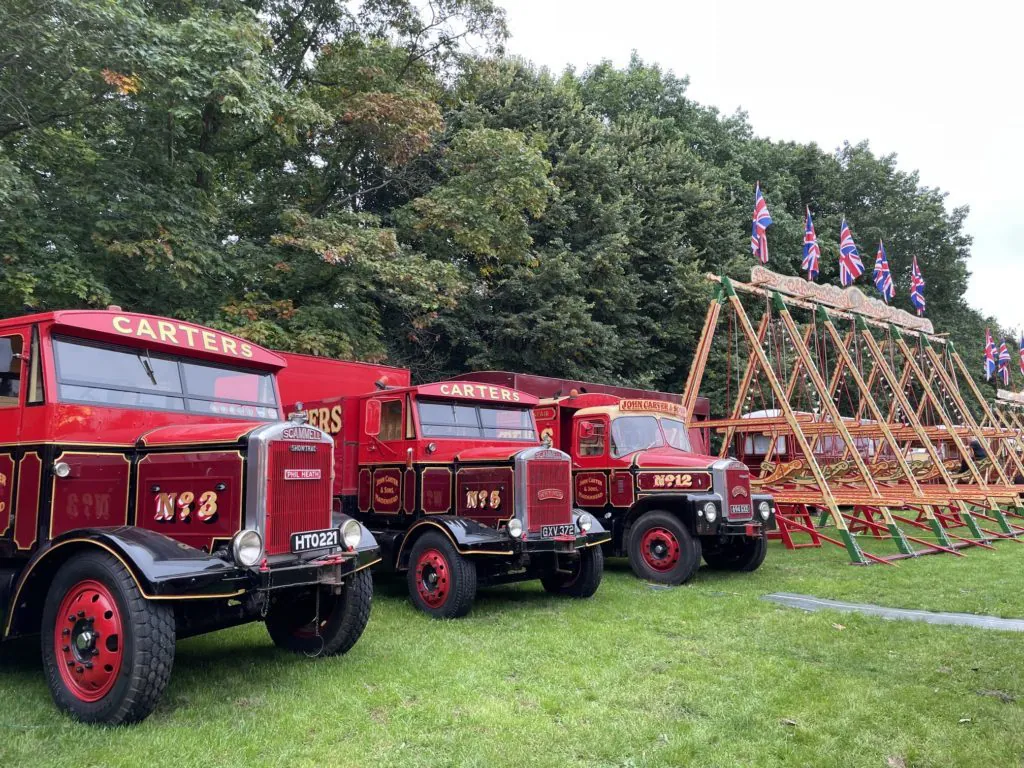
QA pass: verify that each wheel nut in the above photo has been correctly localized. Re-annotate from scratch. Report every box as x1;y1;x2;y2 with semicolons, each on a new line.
75;666;83;673
84;662;93;670
62;628;70;636
66;660;74;667
67;616;75;623
62;645;70;652
77;610;84;618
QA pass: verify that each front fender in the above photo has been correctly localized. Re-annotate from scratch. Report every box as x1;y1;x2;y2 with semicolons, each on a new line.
393;516;514;570
4;527;250;639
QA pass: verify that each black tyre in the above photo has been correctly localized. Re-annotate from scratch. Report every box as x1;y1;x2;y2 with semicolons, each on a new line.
406;531;476;619
627;510;702;585
702;535;768;572
540;545;604;598
41;551;175;725
265;568;374;657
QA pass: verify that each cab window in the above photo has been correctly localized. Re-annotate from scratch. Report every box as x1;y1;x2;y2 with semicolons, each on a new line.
27;327;43;404
577;419;606;457
380;400;403;441
0;336;23;407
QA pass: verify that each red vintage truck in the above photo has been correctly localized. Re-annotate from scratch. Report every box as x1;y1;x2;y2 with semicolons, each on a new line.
277;353;610;619
452;373;776;585
0;310;379;724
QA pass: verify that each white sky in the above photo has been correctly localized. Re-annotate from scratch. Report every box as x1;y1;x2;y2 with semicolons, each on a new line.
496;0;1024;333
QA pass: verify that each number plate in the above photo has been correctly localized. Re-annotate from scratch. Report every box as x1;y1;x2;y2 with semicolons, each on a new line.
729;504;752;518
290;528;340;553
540;524;576;537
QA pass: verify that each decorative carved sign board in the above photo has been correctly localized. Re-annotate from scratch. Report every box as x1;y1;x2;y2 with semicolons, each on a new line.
749;267;935;335
996;389;1024;405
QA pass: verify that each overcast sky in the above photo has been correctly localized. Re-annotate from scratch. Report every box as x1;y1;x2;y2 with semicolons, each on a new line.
496;0;1023;334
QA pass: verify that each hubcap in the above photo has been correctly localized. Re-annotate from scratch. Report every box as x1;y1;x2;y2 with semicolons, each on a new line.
415;549;450;608
54;579;123;702
640;527;681;572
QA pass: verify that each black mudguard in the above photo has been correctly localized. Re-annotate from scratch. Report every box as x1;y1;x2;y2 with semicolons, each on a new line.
386;516;515;571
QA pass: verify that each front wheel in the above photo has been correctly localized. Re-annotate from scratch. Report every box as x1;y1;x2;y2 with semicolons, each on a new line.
540;546;604;598
627;510;702;585
265;568;374;657
41;551;176;725
407;532;477;619
702;535;768;572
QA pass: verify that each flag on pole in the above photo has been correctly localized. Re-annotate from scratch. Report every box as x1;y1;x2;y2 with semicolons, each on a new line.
999;341;1011;385
1019;333;1024;377
750;182;772;264
909;256;926;316
801;206;820;281
838;218;864;286
984;328;996;381
872;241;895;302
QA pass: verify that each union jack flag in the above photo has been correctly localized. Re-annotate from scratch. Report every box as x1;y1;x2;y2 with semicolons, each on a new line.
909;256;926;315
802;206;820;281
838;218;864;287
872;241;894;302
750;182;772;264
984;328;996;381
999;341;1011;385
1020;334;1024;377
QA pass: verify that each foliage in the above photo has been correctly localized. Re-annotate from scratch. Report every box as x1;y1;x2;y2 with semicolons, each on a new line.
0;2;997;398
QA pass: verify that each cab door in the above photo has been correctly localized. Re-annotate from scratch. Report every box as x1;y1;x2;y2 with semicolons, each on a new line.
0;327;35;552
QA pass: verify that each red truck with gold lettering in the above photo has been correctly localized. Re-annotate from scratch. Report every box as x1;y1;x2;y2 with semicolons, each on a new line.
277;353;609;619
0;310;379;725
452;373;776;585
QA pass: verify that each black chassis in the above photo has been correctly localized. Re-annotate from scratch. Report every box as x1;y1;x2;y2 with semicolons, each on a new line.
370;510;610;586
1;518;380;640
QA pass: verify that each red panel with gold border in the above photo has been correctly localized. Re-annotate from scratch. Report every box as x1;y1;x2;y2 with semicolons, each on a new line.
14;453;42;549
421;467;452;514
0;453;14;538
403;469;415;514
574;471;608;507
372;468;402;514
636;470;712;492
134;451;243;552
50;452;130;540
456;467;513;527
609;470;635;508
357;469;371;513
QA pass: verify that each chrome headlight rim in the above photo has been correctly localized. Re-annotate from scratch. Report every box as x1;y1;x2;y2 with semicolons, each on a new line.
341;519;362;550
758;501;771;520
232;528;264;568
702;501;718;523
507;518;524;539
577;512;594;533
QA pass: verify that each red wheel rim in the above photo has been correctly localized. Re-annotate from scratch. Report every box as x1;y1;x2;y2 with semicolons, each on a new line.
415;549;450;608
54;579;124;703
640;527;681;572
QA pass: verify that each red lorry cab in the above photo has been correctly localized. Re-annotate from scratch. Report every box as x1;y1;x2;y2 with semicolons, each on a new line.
277;354;609;618
452;372;776;585
0;310;379;725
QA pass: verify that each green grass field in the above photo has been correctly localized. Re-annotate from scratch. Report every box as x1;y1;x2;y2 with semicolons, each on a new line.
3;540;1024;768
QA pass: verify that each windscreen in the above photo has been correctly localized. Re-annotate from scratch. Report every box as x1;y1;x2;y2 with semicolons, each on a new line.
53;336;278;420
610;415;693;457
417;399;536;441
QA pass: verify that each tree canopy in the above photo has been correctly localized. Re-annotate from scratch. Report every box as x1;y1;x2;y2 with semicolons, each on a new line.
0;0;1001;399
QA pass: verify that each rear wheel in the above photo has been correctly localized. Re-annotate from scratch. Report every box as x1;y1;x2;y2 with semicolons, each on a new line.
407;532;477;619
627;510;701;585
41;551;175;725
702;535;768;572
541;546;604;598
265;568;374;657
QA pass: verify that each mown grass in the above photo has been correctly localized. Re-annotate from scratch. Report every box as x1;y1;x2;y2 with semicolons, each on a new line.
3;539;1024;768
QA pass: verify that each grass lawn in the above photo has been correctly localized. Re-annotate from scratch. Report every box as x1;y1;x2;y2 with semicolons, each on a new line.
3;539;1024;768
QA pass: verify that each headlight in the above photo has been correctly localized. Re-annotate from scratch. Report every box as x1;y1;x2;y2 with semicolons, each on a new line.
703;501;718;523
342;519;362;549
577;513;594;533
758;501;771;520
232;529;263;567
507;518;523;538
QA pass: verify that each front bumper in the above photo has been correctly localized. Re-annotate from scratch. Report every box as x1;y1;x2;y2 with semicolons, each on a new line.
690;493;776;536
518;529;610;554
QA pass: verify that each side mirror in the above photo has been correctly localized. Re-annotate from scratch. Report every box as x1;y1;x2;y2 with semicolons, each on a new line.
365;399;381;437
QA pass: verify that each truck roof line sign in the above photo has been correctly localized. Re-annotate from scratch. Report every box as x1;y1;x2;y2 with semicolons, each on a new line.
618;399;685;418
423;382;538;406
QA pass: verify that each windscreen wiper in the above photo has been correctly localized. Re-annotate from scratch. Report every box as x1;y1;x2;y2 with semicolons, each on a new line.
138;350;157;386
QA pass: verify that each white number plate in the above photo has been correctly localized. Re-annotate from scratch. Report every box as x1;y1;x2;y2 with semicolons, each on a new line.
540;524;576;537
290;528;340;553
